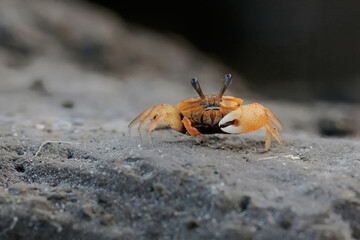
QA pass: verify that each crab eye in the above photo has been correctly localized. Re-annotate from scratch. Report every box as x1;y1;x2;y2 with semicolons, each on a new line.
190;77;206;100
191;78;199;89
225;74;232;86
217;74;232;99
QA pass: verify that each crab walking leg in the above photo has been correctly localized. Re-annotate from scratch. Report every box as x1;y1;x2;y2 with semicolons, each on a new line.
264;128;272;152
137;105;162;138
128;106;154;136
146;114;167;143
128;104;185;140
265;107;283;131
182;117;206;143
265;121;283;148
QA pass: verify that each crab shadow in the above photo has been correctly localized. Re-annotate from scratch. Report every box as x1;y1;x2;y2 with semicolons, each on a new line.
165;134;273;153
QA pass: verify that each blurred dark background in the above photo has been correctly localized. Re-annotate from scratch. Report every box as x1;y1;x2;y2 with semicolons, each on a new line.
88;0;360;102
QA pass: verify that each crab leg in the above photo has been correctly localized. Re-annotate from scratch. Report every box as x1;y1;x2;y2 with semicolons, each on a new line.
264;127;272;152
258;121;284;152
138;105;162;137
128;107;154;136
146;114;167;143
128;104;185;141
182;117;206;143
265;107;283;131
265;121;283;150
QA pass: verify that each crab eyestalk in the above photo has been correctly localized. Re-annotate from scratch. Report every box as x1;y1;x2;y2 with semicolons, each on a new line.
217;74;232;99
191;77;206;101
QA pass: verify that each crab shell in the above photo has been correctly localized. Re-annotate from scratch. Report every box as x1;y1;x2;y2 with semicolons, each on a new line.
177;95;243;134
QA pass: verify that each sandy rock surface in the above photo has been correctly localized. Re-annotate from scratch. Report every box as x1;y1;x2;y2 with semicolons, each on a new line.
0;1;360;240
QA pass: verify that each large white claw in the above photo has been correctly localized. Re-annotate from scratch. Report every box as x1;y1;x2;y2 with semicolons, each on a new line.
219;109;243;134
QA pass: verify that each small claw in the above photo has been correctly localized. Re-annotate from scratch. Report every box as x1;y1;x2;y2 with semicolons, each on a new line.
195;135;206;144
182;117;206;143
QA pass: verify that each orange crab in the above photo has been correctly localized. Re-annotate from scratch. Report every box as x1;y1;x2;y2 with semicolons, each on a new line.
128;74;283;152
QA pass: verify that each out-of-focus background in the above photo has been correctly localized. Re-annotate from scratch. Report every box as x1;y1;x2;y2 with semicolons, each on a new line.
90;0;360;102
2;0;359;137
3;0;360;102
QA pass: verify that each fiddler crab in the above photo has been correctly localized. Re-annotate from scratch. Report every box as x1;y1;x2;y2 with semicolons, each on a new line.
128;74;283;152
